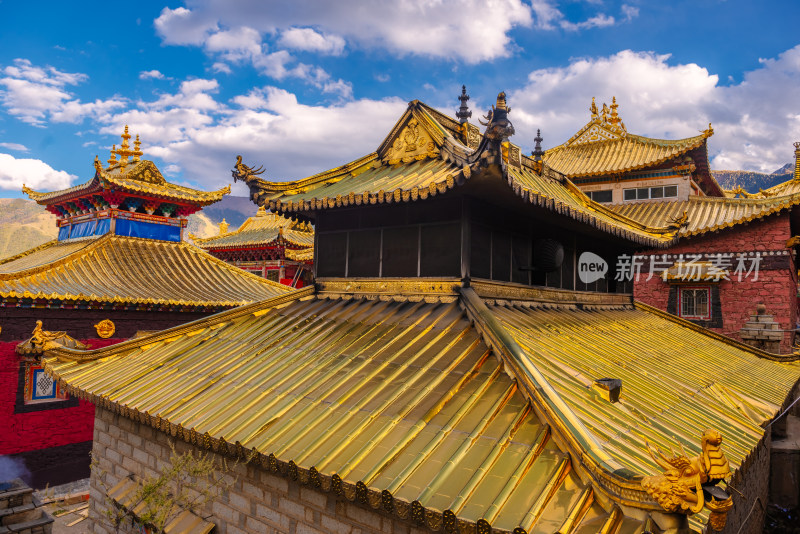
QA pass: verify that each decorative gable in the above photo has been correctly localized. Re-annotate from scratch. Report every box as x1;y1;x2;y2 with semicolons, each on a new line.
381;117;439;165
566;96;628;146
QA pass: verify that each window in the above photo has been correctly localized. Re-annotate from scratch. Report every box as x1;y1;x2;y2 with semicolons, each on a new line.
679;287;711;319
623;185;678;201
265;269;280;282
15;360;77;414
587;190;613;203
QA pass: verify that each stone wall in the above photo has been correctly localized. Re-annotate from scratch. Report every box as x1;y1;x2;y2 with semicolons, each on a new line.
718;432;772;534
90;406;430;534
634;213;798;353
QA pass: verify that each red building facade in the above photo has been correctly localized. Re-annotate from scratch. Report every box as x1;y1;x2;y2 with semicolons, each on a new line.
0;128;289;488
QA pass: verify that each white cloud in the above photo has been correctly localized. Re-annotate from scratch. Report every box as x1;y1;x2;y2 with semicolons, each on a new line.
508;47;800;173
154;7;218;45
560;14;616;31
139;69;165;79
0;142;29;152
0;153;76;191
154;0;533;63
205;27;263;61
621;4;639;22
278;28;345;56
0;59;125;125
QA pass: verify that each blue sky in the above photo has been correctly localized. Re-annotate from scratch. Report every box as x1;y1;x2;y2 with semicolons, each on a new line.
1;0;799;198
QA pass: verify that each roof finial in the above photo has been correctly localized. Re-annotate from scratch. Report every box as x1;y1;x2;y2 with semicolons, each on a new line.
114;125;138;167
794;141;800;181
132;134;143;162
456;85;472;124
94;155;102;173
590;97;598;120
532;129;544;161
256;205;267;216
495;91;509;112
107;144;118;168
609;96;620;124
219;218;229;235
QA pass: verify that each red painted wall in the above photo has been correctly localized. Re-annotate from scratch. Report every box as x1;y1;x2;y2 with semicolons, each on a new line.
0;337;124;455
634;213;798;353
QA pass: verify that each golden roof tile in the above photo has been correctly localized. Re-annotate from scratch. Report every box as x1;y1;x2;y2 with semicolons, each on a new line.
45;294;625;533
193;210;314;250
544;132;711;179
0;234;289;307
610;194;800;237
24;159;229;206
233;100;680;248
42;284;799;532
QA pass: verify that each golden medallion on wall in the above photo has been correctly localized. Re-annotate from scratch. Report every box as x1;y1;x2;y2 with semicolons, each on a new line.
94;319;116;338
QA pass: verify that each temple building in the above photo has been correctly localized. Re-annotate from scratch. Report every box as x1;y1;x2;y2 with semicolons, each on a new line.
544;97;723;204
192;205;314;287
0;128;289;488
42;94;800;534
609;142;800;354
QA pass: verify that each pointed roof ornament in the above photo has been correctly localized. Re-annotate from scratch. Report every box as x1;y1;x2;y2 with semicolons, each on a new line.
94;156;103;174
256;205;267;216
219;218;229;235
609;97;620;125
133;134;143;162
481;91;515;141
794;141;800;181
107;144;118;169
455;85;472;124
532;129;544;161
590;97;598;120
113;125;141;167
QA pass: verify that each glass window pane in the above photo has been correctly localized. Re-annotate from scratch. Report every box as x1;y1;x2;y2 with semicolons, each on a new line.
383;226;419;277
624;189;636;201
637;188;649;199
592;190;612;203
317;231;347;277
664;185;678;197
348;229;381;277
420;222;460;277
650;186;663;198
471;224;491;279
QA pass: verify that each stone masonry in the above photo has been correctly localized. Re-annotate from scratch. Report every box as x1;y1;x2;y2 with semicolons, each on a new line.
89;406;432;534
634;213;798;354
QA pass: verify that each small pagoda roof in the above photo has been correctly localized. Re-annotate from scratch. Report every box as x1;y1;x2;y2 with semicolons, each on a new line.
610;193;800;237
543;97;722;196
23;126;229;207
234;99;683;248
0;234;289;307
193;208;314;250
43;283;800;532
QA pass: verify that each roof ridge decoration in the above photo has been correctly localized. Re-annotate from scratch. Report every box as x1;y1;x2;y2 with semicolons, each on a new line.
567;96;628;146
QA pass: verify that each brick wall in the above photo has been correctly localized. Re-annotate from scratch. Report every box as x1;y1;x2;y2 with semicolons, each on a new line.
717;432;772;534
0;339;123;455
634;214;798;353
90;406;431;534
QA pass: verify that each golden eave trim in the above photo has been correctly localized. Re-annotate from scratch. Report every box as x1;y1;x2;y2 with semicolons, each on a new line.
250;154;379;194
43;286;314;363
316;278;460;303
634;300;800;361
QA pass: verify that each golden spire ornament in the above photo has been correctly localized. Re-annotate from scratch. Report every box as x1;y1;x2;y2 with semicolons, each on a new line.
107;144;118;168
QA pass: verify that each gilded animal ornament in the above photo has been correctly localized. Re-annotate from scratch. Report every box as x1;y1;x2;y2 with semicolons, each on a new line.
94;319;116;339
232;155;265;183
641;429;733;531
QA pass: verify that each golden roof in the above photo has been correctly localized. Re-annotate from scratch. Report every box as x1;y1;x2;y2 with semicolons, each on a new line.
235;100;681;248
542;98;722;196
193;209;314;250
610;194;800;237
43;281;800;532
0;234;289;307
23;127;229;206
